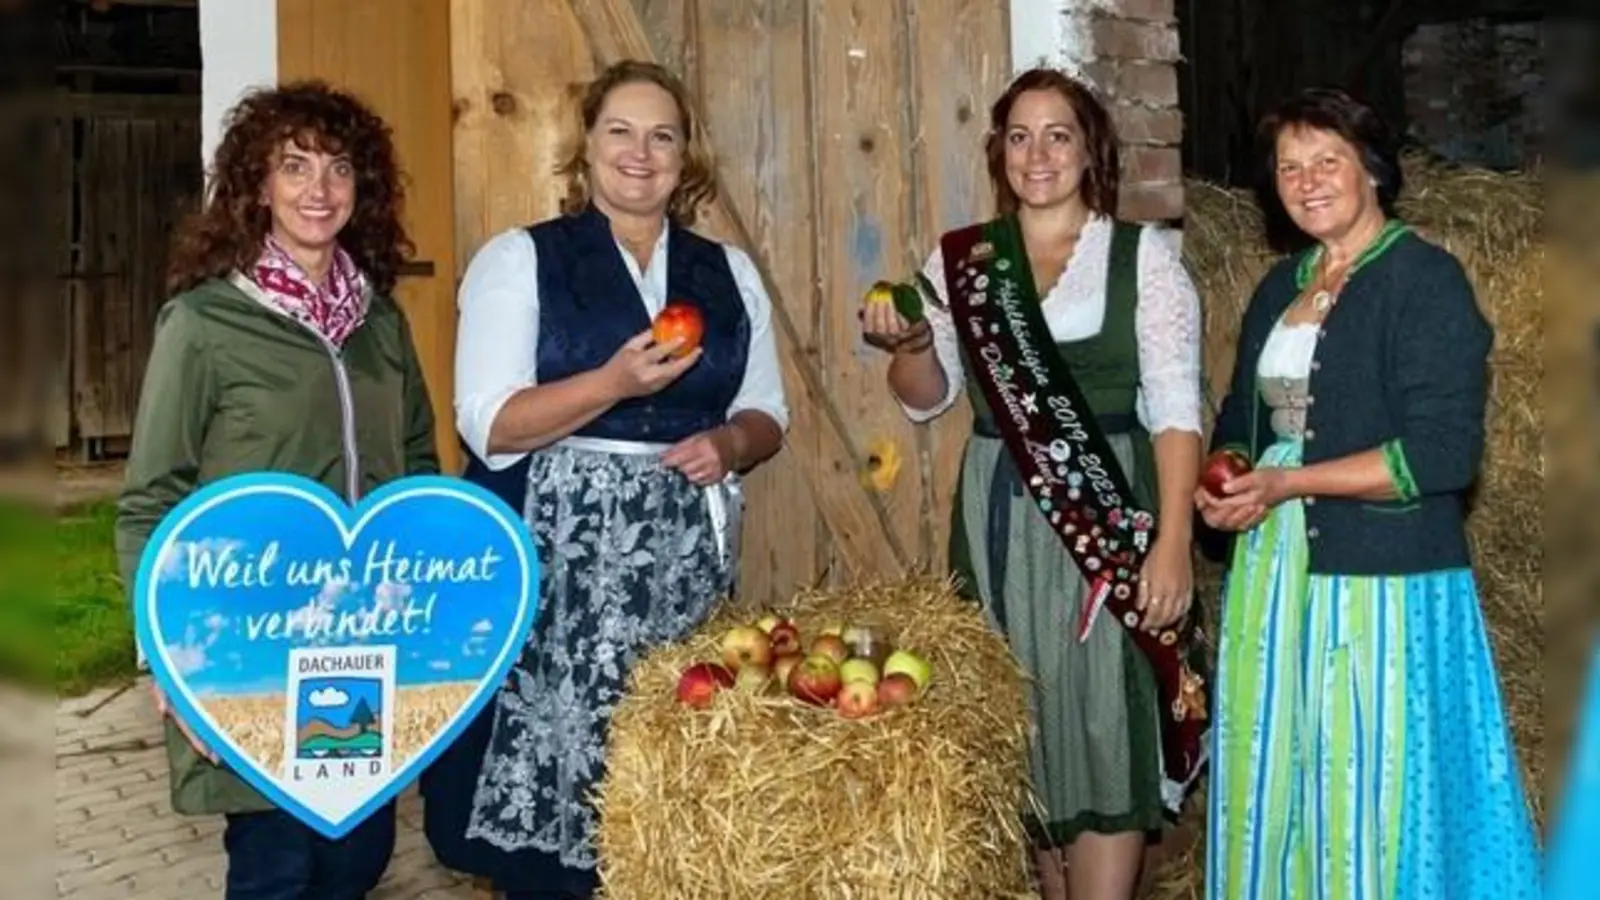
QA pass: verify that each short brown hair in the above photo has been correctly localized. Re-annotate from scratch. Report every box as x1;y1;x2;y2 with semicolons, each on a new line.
557;60;717;226
166;80;414;296
1254;87;1404;251
984;68;1120;218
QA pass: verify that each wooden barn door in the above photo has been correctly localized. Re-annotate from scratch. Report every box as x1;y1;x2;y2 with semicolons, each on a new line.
65;97;204;454
450;0;1010;604
277;0;462;474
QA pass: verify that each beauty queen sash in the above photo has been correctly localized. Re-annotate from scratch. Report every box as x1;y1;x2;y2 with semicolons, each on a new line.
938;218;1208;799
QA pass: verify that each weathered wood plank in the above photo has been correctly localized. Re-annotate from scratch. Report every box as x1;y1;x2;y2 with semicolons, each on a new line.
807;0;926;574
569;0;912;578
451;0;594;266
905;0;1008;571
693;0;826;603
631;0;693;81
123;117;158;439
73;117;107;440
102;117;136;440
51;115;73;447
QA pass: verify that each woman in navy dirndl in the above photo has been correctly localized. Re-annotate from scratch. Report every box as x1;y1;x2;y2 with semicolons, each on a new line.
420;60;789;899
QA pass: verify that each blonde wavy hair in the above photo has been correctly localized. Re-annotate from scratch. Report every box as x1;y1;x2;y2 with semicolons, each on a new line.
557;60;718;226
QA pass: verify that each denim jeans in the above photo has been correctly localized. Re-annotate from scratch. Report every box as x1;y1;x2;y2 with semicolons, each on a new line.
221;803;396;900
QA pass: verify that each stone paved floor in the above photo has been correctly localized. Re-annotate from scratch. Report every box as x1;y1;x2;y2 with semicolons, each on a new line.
53;678;486;899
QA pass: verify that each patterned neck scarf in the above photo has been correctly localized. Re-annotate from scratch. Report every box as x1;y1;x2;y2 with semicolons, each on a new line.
246;235;370;347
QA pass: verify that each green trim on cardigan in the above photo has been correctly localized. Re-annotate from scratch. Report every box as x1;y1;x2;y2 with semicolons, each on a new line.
1382;438;1420;502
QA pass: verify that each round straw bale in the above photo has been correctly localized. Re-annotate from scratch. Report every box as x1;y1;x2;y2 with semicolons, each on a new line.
595;577;1039;899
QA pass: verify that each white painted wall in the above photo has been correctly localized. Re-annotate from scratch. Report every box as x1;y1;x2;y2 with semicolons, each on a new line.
1009;0;1094;76
198;0;278;173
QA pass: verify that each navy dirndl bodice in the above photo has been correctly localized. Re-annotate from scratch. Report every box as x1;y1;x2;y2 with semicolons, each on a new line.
460;205;750;514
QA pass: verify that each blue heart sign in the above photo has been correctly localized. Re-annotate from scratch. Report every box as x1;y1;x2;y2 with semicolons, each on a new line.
132;472;539;839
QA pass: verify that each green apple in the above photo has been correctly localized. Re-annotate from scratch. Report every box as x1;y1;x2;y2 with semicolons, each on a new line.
882;649;932;690
838;658;880;686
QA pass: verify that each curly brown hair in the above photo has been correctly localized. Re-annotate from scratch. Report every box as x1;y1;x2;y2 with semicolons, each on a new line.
166;79;414;296
984;68;1120;218
556;60;717;226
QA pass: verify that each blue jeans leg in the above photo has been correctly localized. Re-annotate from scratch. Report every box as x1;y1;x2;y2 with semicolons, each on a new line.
222;804;396;900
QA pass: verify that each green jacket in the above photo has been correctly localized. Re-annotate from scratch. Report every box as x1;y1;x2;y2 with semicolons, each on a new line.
114;275;440;816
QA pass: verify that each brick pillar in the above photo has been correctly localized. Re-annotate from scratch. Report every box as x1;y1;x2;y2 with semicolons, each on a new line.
1011;0;1185;223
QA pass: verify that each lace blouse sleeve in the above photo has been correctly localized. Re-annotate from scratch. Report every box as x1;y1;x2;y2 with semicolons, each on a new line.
896;244;965;423
1134;226;1204;436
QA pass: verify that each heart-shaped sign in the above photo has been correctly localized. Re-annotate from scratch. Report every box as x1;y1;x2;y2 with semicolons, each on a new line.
132;472;539;839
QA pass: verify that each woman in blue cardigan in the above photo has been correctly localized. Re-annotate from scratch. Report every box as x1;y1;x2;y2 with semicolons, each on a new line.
1197;87;1539;899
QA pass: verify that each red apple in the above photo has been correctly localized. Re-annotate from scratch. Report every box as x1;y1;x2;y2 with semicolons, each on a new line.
810;634;850;665
676;662;734;708
767;621;803;657
837;680;879;719
772;653;803;688
651;301;704;359
876;672;920;709
720;625;772;672
1200;449;1252;497
787;653;843;706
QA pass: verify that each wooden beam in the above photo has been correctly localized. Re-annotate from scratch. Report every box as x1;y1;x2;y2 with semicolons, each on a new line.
69;0;198;8
55;91;199;120
449;0;594;275
567;0;911;578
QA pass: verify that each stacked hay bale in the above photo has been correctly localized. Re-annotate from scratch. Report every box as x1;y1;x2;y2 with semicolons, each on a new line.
1147;157;1544;898
595;578;1038;899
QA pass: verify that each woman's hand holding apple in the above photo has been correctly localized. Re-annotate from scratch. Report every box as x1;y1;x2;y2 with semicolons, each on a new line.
602;329;701;399
859;282;931;354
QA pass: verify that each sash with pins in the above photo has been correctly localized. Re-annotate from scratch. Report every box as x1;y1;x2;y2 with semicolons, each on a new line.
931;216;1210;803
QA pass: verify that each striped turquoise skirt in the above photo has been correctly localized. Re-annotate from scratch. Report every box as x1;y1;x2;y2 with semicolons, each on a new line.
1205;438;1540;899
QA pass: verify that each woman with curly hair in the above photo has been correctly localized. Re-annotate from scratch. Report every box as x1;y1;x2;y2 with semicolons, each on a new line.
115;80;437;899
421;59;788;899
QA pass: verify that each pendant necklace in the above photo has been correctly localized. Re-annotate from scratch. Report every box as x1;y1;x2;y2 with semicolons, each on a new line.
1311;286;1336;316
1310;258;1352;318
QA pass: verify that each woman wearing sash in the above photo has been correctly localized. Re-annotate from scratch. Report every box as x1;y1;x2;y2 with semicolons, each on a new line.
1197;88;1539;898
861;68;1205;900
422;60;788;899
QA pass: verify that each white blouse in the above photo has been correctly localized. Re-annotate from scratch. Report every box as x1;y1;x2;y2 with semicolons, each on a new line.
903;215;1204;436
1257;320;1319;381
453;226;791;472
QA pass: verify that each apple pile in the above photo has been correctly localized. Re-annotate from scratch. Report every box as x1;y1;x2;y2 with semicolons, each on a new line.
674;614;933;718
